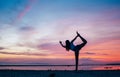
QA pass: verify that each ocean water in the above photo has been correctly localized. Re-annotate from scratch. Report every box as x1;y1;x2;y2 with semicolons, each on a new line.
0;65;119;70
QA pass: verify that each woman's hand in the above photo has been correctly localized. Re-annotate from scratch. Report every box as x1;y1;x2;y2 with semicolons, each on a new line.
59;41;66;48
59;41;62;44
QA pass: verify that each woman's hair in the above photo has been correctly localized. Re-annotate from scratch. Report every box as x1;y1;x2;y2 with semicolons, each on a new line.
65;40;70;51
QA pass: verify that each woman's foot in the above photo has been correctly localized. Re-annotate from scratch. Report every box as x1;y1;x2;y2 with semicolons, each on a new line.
76;31;80;36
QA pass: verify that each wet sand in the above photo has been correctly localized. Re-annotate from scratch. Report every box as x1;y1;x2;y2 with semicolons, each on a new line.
0;70;120;77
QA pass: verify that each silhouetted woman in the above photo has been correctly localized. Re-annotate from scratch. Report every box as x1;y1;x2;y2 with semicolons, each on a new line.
59;31;87;71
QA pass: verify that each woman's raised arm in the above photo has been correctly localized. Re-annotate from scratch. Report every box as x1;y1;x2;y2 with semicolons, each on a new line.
71;32;79;43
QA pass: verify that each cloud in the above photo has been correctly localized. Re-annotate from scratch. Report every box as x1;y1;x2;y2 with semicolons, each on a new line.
79;58;104;64
19;26;34;31
17;26;39;41
37;43;55;50
18;26;37;34
13;0;37;24
36;42;65;53
83;52;96;55
82;52;108;56
0;47;5;50
0;51;48;56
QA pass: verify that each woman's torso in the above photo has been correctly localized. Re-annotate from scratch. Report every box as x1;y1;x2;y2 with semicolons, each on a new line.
70;43;75;51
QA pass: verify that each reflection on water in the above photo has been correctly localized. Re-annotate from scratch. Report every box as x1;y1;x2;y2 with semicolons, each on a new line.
0;65;119;70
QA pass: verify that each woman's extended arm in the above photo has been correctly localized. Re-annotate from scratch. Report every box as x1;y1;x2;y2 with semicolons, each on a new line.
59;41;66;48
71;35;78;43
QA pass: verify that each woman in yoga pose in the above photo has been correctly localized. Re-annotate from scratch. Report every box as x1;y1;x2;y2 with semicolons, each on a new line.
59;31;87;71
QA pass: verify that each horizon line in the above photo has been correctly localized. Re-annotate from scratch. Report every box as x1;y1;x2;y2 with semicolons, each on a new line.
0;64;120;66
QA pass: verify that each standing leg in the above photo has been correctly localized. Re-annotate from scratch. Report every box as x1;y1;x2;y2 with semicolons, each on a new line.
75;51;79;71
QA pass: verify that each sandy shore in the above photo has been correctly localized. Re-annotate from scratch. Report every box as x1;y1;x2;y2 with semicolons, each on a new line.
0;70;120;77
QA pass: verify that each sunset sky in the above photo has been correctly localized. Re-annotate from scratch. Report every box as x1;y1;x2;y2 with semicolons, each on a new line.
0;0;120;65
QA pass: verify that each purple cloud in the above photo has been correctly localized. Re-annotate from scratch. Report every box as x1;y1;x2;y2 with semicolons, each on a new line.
79;58;105;65
0;51;48;56
0;47;5;50
81;52;108;56
18;26;37;34
36;42;65;54
83;52;96;55
19;26;33;31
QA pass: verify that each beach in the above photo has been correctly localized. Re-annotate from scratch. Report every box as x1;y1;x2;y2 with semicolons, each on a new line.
0;70;120;77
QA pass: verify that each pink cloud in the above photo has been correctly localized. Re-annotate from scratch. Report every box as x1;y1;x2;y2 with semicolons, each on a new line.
36;42;66;54
13;0;37;24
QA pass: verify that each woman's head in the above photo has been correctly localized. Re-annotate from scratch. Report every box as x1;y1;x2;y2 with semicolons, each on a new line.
65;40;70;51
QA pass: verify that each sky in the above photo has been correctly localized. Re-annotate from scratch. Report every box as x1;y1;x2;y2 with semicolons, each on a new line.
0;0;120;65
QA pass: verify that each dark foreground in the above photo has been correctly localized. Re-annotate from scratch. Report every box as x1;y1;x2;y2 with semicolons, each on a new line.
0;70;120;77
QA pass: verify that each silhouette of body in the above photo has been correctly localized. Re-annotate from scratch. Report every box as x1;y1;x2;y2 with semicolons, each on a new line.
59;32;87;71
